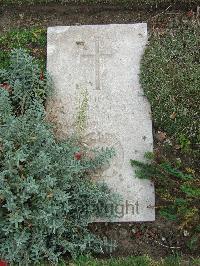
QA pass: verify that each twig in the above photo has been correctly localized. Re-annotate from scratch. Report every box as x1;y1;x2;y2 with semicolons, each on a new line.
155;240;181;249
152;5;172;19
197;6;200;19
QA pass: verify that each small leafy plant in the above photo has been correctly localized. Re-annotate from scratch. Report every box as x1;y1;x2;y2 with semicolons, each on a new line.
0;49;119;264
131;152;200;250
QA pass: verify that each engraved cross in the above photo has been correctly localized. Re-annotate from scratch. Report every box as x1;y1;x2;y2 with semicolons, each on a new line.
81;39;112;90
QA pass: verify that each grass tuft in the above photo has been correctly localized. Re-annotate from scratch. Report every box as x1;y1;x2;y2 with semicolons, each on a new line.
141;20;200;146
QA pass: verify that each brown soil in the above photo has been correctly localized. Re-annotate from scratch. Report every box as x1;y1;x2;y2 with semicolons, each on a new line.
89;218;192;259
0;2;199;260
0;3;188;33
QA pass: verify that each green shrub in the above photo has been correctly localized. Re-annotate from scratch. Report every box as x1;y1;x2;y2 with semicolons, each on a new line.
131;153;200;250
131;155;199;226
0;49;51;114
140;21;200;146
0;49;119;264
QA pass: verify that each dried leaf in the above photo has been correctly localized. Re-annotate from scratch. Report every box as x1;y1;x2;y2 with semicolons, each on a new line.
156;131;167;142
170;112;177;119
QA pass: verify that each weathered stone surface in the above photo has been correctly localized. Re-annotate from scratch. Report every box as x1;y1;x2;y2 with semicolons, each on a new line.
47;24;155;222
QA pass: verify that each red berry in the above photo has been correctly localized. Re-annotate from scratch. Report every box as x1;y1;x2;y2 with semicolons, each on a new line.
40;71;44;81
187;10;193;17
74;152;82;160
0;83;11;92
0;260;8;266
135;231;143;238
0;82;8;87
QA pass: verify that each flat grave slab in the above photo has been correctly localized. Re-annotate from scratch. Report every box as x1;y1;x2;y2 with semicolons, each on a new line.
47;24;155;222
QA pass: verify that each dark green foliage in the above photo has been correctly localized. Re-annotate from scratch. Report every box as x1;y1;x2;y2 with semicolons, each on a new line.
136;19;200;253
0;50;119;264
131;154;200;250
0;49;51;114
140;21;200;146
0;28;46;70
